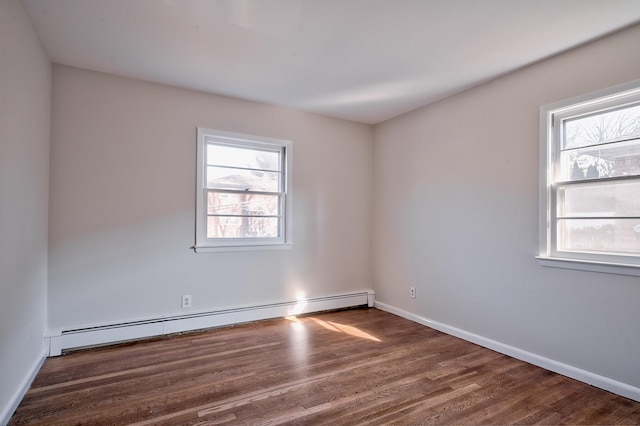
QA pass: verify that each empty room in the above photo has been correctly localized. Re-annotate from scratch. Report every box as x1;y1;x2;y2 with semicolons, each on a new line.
2;0;640;424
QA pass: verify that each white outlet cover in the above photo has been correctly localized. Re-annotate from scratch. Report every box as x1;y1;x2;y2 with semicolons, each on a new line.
182;295;192;308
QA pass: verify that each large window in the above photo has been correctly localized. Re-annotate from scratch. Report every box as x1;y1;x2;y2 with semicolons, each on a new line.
195;128;292;252
538;81;640;275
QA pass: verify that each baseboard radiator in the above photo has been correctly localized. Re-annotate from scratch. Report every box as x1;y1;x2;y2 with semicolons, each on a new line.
46;290;375;356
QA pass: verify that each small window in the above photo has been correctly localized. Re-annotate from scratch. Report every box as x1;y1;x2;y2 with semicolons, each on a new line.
538;81;640;275
195;128;292;252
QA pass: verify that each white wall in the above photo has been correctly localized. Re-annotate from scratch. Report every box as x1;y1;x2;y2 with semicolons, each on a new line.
48;65;373;330
373;24;640;392
0;0;50;420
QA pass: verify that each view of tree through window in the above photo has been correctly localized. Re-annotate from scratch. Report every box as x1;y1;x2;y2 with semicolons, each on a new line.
557;102;640;255
561;103;640;180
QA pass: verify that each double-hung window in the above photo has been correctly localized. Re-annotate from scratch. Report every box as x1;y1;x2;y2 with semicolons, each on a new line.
538;81;640;275
195;128;292;252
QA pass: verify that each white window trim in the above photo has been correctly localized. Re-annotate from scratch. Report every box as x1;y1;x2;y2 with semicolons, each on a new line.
195;128;293;253
537;80;640;277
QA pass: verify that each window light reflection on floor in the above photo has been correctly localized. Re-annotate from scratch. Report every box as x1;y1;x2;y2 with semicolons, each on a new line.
284;315;381;342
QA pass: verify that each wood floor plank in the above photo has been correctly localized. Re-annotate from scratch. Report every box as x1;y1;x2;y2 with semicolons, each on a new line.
9;308;640;425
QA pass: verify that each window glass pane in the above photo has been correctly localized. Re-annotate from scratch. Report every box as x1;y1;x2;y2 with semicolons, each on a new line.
207;143;280;171
558;180;640;217
207;166;281;192
207;216;279;239
563;103;640;150
560;138;640;181
558;218;640;255
207;192;280;216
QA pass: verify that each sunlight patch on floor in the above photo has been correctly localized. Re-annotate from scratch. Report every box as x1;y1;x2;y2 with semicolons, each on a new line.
284;315;305;331
284;315;382;342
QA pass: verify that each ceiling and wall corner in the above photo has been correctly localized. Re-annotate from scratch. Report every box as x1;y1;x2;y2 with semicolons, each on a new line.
21;0;640;124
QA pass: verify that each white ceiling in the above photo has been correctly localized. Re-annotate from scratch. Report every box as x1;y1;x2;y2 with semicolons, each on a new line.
22;0;640;124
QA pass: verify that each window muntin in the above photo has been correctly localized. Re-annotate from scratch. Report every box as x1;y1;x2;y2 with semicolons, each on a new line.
195;128;292;251
540;81;640;271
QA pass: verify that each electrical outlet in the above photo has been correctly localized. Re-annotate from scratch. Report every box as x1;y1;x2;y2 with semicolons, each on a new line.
181;295;192;309
410;287;416;299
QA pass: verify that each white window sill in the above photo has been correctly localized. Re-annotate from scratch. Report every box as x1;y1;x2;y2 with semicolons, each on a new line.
536;256;640;277
195;243;293;253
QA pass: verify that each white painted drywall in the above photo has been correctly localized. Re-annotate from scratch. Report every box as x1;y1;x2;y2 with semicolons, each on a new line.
48;65;373;330
0;0;50;420
373;23;640;389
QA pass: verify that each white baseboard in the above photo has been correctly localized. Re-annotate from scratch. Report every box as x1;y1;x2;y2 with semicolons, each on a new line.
46;290;374;356
375;301;640;403
1;351;46;426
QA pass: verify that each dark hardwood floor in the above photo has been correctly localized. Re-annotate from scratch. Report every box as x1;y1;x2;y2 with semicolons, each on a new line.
9;308;640;425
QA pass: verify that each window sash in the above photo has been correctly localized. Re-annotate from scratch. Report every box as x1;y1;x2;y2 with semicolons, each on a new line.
205;189;284;240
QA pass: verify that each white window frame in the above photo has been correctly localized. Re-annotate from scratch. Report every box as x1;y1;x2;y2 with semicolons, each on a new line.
537;80;640;276
195;128;293;253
